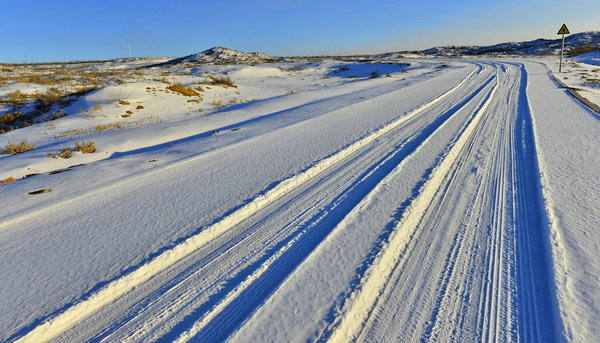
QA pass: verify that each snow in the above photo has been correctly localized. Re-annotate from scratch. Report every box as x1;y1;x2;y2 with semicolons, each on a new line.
0;54;599;342
525;61;600;341
573;50;600;66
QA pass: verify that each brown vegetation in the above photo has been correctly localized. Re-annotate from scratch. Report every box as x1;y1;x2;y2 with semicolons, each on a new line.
28;189;50;195
567;46;600;57
207;76;236;88
2;140;36;155
167;83;200;96
1;177;16;184
75;141;96;153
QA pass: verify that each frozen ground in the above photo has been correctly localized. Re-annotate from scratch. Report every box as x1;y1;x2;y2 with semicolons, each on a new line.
0;55;599;342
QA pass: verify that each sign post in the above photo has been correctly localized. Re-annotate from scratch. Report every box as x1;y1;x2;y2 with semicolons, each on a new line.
557;23;570;73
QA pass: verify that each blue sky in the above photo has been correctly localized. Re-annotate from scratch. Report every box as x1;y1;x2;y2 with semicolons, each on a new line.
0;0;598;62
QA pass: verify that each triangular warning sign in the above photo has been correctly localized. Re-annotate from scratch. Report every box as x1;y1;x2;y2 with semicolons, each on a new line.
557;24;570;35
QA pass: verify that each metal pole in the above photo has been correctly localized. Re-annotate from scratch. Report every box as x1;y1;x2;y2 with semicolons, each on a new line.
127;40;132;58
559;33;565;73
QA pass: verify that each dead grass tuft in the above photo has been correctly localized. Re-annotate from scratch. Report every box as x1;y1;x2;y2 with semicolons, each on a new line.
208;76;236;88
30;87;64;110
96;123;125;131
210;100;226;109
167;83;200;96
0;111;20;124
48;110;67;120
1;177;16;184
2;140;36;155
6;90;28;104
75;141;96;153
47;147;74;159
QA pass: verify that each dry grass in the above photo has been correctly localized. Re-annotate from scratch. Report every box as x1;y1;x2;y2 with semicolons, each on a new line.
30;87;66;112
567;46;600;57
48;110;67;120
75;141;96;153
96;123;125;131
370;72;380;78
208;76;236;88
285;65;307;72
118;99;130;105
0;111;20;124
167;83;200;96
1;177;16;184
6;90;28;104
210;100;226;109
47;147;74;159
2;140;36;155
47;141;96;158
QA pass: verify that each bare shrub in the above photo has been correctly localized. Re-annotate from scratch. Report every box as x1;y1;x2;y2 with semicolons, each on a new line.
47;147;73;159
6;90;28;104
208;76;236;88
2;140;36;155
75;141;96;153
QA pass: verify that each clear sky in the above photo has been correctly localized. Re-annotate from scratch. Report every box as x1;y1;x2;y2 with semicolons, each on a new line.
1;0;598;62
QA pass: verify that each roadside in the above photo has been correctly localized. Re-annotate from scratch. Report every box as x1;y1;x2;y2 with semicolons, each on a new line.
539;51;600;112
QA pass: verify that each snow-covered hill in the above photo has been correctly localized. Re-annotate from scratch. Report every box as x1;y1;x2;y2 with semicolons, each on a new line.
160;47;272;65
379;31;600;57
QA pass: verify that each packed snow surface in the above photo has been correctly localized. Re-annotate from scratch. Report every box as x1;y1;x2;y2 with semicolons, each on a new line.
1;56;599;342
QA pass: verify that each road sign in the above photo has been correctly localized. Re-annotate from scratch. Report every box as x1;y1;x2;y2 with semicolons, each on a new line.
557;24;570;35
557;24;570;72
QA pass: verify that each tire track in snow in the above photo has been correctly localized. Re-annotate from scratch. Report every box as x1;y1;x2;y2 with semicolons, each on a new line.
166;71;496;343
0;64;465;233
328;75;499;343
512;63;560;341
15;65;480;343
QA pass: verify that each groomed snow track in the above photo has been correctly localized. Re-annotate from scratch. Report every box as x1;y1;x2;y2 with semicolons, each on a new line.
4;61;564;342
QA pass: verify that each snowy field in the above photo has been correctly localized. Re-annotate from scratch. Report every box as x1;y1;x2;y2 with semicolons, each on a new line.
1;54;599;342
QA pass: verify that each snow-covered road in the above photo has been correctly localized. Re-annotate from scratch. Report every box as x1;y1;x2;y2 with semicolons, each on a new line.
2;59;598;342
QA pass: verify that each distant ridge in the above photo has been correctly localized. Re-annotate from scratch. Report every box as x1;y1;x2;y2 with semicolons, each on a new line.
378;31;600;57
